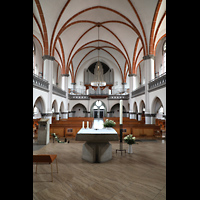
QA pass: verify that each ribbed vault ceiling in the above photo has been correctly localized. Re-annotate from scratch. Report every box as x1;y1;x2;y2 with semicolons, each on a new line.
33;0;166;83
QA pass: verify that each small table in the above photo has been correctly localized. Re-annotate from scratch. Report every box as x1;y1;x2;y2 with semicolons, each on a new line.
76;128;119;163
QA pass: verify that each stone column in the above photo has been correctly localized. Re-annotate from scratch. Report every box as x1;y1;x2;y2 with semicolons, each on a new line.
61;74;69;119
122;82;126;93
133;112;137;120
61;112;68;119
132;74;137;90
54;112;60;121
138;113;142;121
129;111;134;119
42;55;55;124
128;74;135;119
143;55;154;124
71;82;76;93
151;113;156;124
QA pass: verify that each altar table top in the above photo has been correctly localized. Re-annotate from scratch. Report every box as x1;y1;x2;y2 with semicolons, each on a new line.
76;128;118;142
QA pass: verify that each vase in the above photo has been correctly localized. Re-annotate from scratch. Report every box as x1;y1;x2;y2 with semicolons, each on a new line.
106;127;113;130
128;144;133;153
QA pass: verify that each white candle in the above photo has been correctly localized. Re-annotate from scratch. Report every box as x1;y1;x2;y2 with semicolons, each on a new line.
82;121;84;129
87;121;89;128
120;100;123;124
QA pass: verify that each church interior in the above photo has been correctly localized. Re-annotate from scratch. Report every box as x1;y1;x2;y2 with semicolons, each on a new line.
33;0;166;199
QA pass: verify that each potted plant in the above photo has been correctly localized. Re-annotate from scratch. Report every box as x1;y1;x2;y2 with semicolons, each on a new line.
124;134;136;153
103;119;116;129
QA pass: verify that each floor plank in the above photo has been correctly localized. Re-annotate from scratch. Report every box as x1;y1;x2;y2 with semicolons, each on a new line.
33;139;166;200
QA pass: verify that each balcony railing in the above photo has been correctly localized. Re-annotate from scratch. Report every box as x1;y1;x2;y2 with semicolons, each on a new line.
52;84;66;98
131;85;145;98
89;86;109;96
108;94;129;100
33;73;49;91
148;72;166;92
68;94;90;100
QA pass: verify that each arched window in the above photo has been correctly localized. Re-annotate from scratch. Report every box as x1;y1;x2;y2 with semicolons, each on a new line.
33;42;35;72
162;40;166;74
33;42;38;75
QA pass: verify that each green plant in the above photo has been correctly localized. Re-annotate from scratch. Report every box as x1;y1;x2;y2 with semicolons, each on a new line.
124;134;136;144
103;119;116;127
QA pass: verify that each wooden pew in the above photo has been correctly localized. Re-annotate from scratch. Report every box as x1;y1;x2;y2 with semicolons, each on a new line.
33;154;58;182
50;117;94;138
50;117;161;139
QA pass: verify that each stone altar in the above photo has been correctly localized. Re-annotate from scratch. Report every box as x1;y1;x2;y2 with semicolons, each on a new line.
76;128;119;163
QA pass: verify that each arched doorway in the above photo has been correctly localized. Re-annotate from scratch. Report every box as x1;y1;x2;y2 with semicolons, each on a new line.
133;102;138;120
110;103;126;118
91;100;107;119
151;97;164;119
33;96;46;118
139;100;145;122
71;103;87;117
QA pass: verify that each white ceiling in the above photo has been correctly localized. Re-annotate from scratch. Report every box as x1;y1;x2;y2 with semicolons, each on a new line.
33;0;166;83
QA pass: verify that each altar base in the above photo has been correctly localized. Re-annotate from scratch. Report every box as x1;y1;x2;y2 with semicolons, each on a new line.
76;128;118;163
82;142;112;163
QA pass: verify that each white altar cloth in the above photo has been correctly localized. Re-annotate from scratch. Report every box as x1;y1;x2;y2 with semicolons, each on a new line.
77;128;117;134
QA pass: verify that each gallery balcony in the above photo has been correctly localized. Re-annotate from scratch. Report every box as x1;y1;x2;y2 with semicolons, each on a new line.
33;73;49;92
131;85;145;98
68;86;129;100
88;86;109;98
148;72;166;92
52;84;66;98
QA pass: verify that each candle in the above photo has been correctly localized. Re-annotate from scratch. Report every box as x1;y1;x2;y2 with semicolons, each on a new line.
82;121;84;129
87;121;89;128
120;100;123;124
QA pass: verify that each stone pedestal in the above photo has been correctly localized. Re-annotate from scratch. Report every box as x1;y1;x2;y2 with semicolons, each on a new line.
82;142;112;163
37;119;50;145
76;128;118;163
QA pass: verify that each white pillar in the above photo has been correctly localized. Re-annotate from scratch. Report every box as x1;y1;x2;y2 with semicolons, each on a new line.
143;55;154;124
151;114;156;124
132;74;137;90
61;74;69;119
133;112;137;120
128;74;134;119
129;112;134;119
42;55;55;124
138;113;142;121
55;112;60;121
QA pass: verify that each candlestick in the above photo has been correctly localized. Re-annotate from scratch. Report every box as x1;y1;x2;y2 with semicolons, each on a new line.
120;100;123;124
87;121;89;128
82;121;84;129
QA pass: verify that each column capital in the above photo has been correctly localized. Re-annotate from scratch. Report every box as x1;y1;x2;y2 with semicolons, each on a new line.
61;74;69;77
61;111;68;114
128;73;137;77
42;55;55;61
54;112;60;115
41;112;52;117
143;54;155;60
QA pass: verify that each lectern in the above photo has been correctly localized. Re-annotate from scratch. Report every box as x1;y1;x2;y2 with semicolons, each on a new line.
37;119;50;145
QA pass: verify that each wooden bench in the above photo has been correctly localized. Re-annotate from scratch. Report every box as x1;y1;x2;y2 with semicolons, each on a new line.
33;154;58;182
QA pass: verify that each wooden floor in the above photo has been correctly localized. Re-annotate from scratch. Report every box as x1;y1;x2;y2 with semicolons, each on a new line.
33;139;166;200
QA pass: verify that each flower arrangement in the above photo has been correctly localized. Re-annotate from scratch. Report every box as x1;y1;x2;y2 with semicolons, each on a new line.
124;134;136;144
103;119;116;127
